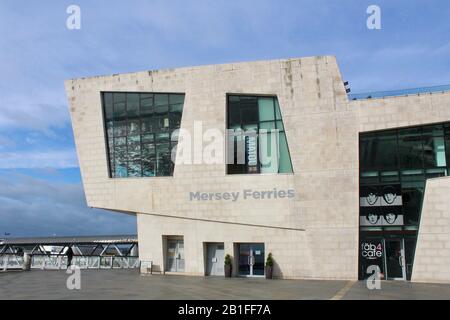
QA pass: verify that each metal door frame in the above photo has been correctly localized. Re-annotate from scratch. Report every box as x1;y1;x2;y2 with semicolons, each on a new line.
384;238;406;281
238;243;265;278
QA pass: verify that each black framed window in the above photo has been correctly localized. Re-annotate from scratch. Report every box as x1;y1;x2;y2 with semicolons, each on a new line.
102;92;185;178
358;121;450;280
226;95;293;174
359;122;450;229
445;123;450;167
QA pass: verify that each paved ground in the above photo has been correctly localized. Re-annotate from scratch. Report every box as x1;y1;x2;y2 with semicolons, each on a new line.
1;269;450;300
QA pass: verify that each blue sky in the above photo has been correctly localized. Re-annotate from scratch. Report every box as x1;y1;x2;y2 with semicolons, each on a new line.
1;0;449;237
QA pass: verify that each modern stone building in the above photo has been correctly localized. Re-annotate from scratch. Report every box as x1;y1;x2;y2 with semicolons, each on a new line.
65;56;450;283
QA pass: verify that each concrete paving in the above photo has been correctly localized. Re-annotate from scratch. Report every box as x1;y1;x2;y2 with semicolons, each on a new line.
1;269;450;300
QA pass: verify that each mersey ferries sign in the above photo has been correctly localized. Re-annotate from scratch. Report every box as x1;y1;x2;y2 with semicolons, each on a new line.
189;188;295;202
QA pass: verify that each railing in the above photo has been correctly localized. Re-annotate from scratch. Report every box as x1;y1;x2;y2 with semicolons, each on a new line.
348;84;450;101
0;254;140;271
0;254;24;270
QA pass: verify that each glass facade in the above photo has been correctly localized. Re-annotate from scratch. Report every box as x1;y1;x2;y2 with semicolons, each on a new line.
359;122;450;280
102;92;184;178
226;95;293;174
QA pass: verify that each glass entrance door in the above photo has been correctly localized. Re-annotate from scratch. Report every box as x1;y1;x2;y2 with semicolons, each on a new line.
166;239;185;272
238;243;265;277
385;239;406;280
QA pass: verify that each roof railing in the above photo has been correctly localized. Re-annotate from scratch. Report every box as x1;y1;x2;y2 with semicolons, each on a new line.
348;84;450;101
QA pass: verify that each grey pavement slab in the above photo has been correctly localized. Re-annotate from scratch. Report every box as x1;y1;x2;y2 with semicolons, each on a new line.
342;280;450;300
1;269;449;300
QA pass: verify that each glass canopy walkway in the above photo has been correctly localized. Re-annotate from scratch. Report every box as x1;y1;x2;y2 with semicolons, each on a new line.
0;235;139;271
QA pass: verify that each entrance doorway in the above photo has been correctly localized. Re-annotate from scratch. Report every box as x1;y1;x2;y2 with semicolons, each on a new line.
359;236;411;281
166;239;184;272
205;243;225;276
237;243;265;277
385;239;406;280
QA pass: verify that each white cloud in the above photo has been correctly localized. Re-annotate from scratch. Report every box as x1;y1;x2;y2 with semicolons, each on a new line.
0;149;78;169
0;99;69;133
0;173;136;237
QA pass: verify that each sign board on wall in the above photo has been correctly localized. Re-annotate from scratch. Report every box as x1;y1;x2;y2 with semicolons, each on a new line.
359;239;384;279
245;135;258;172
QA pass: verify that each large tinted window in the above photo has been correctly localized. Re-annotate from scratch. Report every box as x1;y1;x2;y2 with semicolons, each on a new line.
226;95;293;174
398;127;424;169
360;122;450;229
446;123;450;166
360;130;398;170
102;92;184;178
359;121;450;281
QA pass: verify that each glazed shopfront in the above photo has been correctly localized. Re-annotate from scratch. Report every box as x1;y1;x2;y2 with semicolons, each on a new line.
359;122;450;280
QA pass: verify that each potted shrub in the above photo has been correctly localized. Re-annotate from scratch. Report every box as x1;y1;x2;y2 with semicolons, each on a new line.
224;254;232;278
265;253;274;279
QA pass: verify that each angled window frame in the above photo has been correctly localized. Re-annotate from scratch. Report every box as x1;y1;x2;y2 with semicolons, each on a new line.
100;91;185;179
225;93;294;175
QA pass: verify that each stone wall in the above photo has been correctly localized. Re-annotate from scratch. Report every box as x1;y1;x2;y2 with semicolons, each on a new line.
66;56;450;281
412;176;450;283
66;56;359;279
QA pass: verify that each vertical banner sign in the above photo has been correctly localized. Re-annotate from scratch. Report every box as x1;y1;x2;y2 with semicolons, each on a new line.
245;134;258;173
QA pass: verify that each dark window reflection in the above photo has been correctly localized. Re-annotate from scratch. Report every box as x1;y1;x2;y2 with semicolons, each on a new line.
398;128;423;168
401;182;424;226
360;133;398;170
404;239;416;280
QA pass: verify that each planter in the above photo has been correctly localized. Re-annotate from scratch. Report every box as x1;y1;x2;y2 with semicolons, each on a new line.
265;266;273;279
224;264;232;278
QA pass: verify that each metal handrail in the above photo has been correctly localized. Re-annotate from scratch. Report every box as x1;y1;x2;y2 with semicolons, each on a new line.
348;84;450;101
0;252;138;257
0;254;140;271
